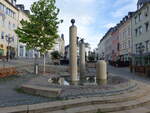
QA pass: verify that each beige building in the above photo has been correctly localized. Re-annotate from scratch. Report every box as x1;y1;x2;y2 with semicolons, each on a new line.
118;13;133;62
0;0;39;58
0;0;18;57
16;4;38;58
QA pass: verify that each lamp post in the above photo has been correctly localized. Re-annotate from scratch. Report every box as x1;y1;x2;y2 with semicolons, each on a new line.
6;35;13;61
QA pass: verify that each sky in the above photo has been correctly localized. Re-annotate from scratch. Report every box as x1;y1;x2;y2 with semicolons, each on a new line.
16;0;138;49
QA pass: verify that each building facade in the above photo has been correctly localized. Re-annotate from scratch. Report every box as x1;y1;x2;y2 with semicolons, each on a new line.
104;28;113;61
97;0;150;67
132;2;150;66
0;0;18;57
65;42;91;61
0;0;37;58
111;26;119;62
118;13;132;62
48;34;65;58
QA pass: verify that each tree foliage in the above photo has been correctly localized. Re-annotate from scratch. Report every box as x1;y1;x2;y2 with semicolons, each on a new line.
15;0;62;54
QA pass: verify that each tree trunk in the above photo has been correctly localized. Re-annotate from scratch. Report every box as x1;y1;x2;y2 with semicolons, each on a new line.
43;53;46;74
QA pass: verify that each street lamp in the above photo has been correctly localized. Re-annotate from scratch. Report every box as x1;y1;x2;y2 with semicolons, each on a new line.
5;35;13;61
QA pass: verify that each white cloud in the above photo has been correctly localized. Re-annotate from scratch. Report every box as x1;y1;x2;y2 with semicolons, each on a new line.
16;0;137;50
113;0;130;7
79;0;95;3
111;0;137;18
104;23;116;29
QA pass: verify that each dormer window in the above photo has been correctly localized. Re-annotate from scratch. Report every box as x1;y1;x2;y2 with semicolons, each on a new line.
145;6;149;17
137;0;150;9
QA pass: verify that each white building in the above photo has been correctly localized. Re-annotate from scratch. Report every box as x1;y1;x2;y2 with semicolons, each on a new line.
65;41;91;61
48;34;65;58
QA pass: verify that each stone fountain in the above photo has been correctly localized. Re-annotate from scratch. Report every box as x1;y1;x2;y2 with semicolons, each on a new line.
21;19;138;100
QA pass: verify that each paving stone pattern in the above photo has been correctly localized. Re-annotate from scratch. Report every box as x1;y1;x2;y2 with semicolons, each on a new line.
1;59;150;108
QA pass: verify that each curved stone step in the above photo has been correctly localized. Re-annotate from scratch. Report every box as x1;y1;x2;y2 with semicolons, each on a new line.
45;105;150;113
0;84;150;113
111;107;150;113
46;95;150;113
43;91;150;113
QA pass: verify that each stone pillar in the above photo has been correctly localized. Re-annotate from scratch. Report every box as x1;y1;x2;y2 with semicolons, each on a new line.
96;60;107;85
69;19;78;84
79;39;86;82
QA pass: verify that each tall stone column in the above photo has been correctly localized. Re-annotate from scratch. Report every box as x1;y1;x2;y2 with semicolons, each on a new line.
69;19;78;84
80;39;86;83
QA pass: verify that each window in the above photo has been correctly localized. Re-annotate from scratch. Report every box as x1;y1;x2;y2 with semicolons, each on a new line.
0;3;15;18
135;29;138;37
117;43;120;51
145;6;149;17
135;44;138;53
128;40;131;48
13;24;16;29
0;3;4;11
145;41;149;52
0;3;2;11
6;8;9;15
139;26;143;35
148;41;150;52
139;13;142;21
12;36;15;42
145;22;149;32
135;16;138;24
1;32;4;39
128;26;130;36
8;21;11;29
120;44;122;50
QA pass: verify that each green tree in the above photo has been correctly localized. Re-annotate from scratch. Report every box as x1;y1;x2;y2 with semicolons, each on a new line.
15;0;62;73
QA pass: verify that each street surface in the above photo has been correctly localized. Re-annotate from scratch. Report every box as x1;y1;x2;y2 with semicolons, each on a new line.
0;59;150;107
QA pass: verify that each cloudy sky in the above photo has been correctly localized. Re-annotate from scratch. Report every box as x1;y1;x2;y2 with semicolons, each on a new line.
16;0;138;49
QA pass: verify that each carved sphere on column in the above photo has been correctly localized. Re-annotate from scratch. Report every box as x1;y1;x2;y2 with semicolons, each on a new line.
71;19;75;25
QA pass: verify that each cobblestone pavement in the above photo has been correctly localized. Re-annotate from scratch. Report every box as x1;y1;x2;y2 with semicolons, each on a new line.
108;65;150;85
0;60;150;107
0;58;58;107
0;74;55;107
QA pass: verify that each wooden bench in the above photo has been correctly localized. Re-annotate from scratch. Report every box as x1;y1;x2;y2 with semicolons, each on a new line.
0;67;18;78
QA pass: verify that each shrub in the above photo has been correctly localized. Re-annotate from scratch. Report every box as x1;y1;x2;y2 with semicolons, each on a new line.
51;51;61;60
